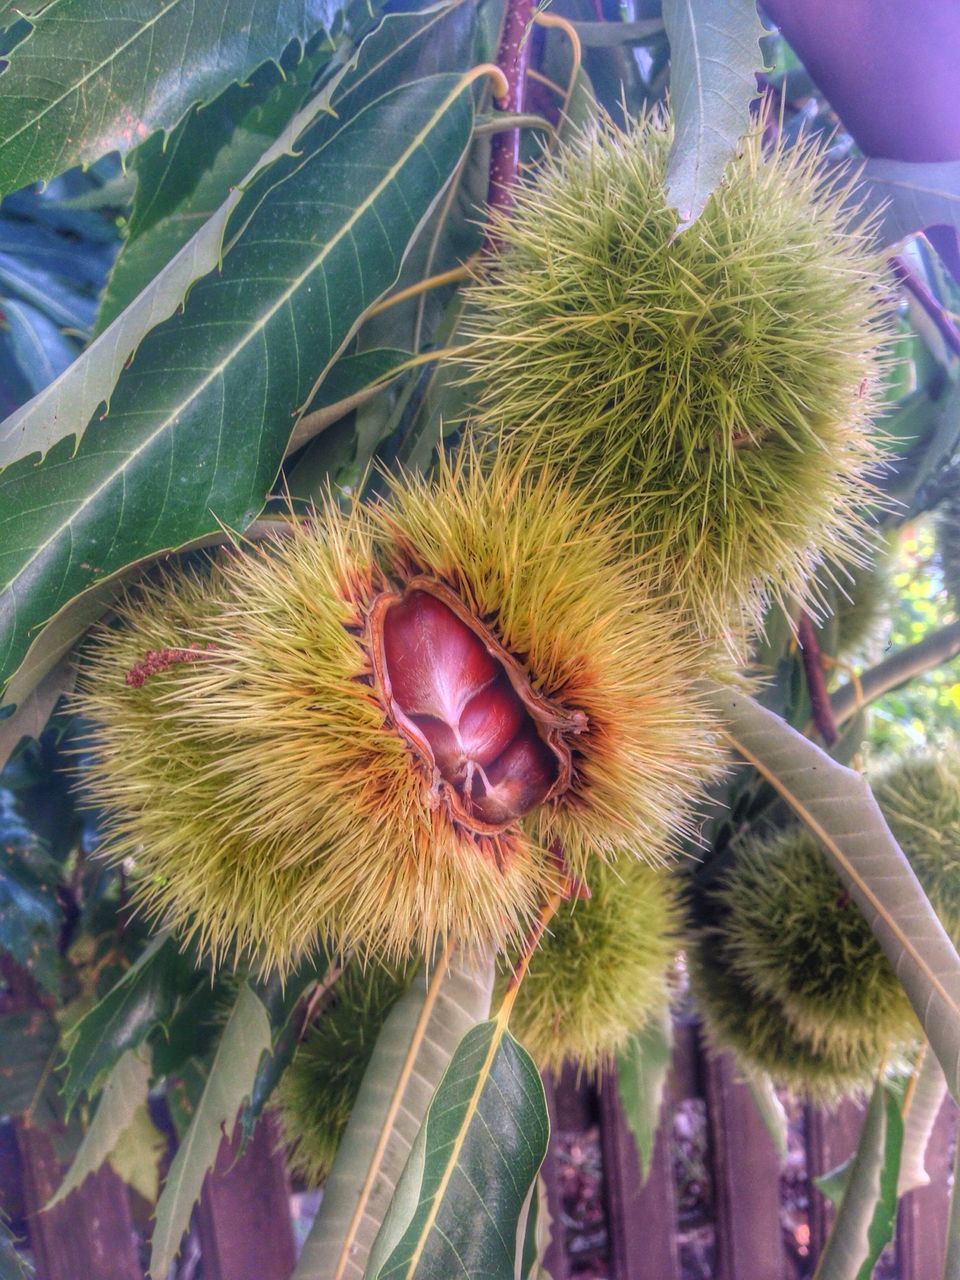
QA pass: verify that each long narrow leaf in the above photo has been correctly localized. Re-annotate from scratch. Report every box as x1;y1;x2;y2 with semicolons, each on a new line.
0;4;468;473
0;0;339;196
47;1048;151;1209
293;949;493;1280
813;1082;902;1280
709;682;960;1101
0;70;476;704
367;1020;549;1279
149;983;271;1279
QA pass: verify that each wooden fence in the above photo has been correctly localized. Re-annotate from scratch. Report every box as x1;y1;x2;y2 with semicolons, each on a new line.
1;1017;955;1280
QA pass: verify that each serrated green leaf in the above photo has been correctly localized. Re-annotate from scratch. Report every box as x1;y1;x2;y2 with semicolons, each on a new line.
47;1046;151;1208
616;1007;672;1182
61;933;195;1111
857;158;960;248
97;40;335;332
663;0;763;229
813;1082;901;1280
709;682;960;1103
0;70;476;703
0;0;340;197
293;951;493;1280
149;982;271;1279
0;4;469;475
368;1020;549;1280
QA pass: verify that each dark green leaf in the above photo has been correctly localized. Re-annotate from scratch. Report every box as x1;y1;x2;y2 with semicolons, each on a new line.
0;71;476;700
293;951;493;1280
97;40;335;331
241;963;325;1141
0;4;471;475
0;0;341;197
61;934;195;1110
368;1021;549;1280
663;0;763;229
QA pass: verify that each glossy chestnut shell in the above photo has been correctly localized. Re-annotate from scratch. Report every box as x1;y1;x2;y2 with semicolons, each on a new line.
369;577;585;836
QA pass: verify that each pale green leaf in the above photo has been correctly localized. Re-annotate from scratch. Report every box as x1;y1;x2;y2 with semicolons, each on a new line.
709;682;960;1102
662;0;763;229
47;1048;151;1209
745;1072;788;1161
292;950;493;1280
898;1049;947;1195
108;1103;165;1204
616;1007;672;1182
149;983;271;1279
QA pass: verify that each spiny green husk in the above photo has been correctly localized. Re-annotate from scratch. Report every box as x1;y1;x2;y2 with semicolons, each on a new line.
872;749;960;933
689;747;960;1096
462;115;891;642
77;446;720;975
713;827;917;1056
504;857;677;1073
278;960;413;1186
687;935;897;1100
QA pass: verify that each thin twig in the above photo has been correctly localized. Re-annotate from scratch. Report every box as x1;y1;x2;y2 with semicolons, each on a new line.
797;612;839;746
831;619;960;727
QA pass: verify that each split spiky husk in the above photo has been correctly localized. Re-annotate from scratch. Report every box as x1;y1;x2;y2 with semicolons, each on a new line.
503;857;677;1074
688;747;960;1096
278;960;413;1186
77;446;719;975
461;114;892;644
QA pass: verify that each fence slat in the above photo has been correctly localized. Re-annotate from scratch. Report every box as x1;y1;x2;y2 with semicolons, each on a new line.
195;1112;296;1280
804;1099;865;1262
598;1065;680;1280
897;1094;957;1279
14;1118;143;1280
703;1041;787;1280
540;1072;570;1280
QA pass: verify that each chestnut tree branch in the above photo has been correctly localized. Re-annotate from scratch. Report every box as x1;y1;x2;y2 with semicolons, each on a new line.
831;619;960;727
